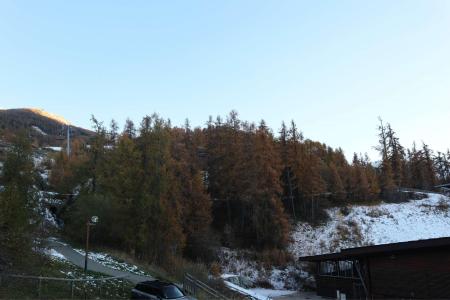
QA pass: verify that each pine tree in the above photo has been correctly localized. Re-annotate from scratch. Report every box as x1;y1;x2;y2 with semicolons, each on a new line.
434;151;448;183
279;121;298;219
49;137;90;194
123;118;137;138
329;162;346;203
376;118;397;200
246;121;290;249
380;159;396;200
109;119;119;144
295;141;326;221
350;154;370;201
0;132;38;264
171;125;213;261
205;111;245;244
136;114;185;263
105;134;143;250
363;154;381;200
386;124;405;187
88;115;108;193
421;142;437;189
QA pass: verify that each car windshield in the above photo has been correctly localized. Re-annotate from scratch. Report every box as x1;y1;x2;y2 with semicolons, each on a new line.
162;286;184;299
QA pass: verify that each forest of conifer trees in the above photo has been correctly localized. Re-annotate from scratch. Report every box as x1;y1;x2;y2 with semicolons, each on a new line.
41;111;450;267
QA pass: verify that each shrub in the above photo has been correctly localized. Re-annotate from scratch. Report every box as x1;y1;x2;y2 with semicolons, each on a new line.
209;262;222;278
255;278;274;289
257;249;293;268
436;197;450;212
165;255;209;283
340;205;351;216
347;219;358;228
366;208;389;218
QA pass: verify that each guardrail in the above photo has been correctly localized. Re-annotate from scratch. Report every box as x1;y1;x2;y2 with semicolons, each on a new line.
0;273;130;299
183;273;230;300
221;281;262;300
397;187;436;194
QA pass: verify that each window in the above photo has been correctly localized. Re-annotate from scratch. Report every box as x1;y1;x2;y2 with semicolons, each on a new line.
136;284;159;296
318;260;356;278
319;261;337;276
162;286;185;299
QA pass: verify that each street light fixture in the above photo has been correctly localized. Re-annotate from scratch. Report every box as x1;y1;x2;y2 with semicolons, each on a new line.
84;216;98;273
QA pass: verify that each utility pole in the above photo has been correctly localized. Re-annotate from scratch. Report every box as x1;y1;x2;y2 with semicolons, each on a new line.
84;216;98;274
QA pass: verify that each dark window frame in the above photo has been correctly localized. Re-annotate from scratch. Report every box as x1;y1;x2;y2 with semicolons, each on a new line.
317;260;358;279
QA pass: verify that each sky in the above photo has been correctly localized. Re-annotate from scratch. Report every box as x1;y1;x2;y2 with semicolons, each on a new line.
1;0;449;160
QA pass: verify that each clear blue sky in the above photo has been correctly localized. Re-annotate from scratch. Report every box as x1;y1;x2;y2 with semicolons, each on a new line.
1;0;449;159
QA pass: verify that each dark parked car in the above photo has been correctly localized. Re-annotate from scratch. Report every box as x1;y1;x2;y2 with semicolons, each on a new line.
131;280;193;300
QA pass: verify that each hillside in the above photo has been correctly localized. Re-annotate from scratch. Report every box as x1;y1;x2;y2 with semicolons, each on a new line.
218;192;450;292
1;110;448;298
290;193;450;258
0;108;93;145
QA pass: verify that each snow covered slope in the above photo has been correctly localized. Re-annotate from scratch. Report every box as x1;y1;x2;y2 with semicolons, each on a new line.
219;193;450;292
290;193;450;258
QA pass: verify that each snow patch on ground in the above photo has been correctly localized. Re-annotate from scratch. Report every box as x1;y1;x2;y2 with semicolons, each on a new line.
44;248;67;261
35;190;62;229
37;190;63;206
73;248;148;276
250;288;296;298
45;146;62;152
218;248;306;292
219;248;259;282
33;153;45;168
31;125;47;136
290;193;450;258
222;277;296;300
220;193;450;293
43;207;59;227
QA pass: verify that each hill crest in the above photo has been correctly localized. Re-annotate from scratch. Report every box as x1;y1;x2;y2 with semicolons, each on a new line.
0;108;93;145
25;108;71;125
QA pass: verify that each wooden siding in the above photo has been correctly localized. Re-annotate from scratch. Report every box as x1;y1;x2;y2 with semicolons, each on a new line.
369;249;450;299
316;276;356;298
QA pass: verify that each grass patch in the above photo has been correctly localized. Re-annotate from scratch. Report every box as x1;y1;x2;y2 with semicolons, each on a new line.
54;239;248;300
0;254;134;299
89;246;173;281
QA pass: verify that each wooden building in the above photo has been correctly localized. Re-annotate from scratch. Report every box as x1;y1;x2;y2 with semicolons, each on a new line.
299;237;450;299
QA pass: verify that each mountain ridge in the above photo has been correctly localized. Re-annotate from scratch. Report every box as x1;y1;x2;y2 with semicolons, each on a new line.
0;108;93;145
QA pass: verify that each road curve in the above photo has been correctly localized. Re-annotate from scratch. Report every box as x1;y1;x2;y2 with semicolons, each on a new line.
46;239;153;284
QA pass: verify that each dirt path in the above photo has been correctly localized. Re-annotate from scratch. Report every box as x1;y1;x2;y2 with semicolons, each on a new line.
46;239;153;284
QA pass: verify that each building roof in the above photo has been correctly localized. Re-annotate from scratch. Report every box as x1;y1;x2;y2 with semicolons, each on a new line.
298;236;450;261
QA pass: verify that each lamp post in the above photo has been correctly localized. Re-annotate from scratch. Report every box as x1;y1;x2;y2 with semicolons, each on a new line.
84;216;98;274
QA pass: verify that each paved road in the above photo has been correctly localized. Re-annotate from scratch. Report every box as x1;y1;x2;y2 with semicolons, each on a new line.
273;291;324;300
46;239;153;284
